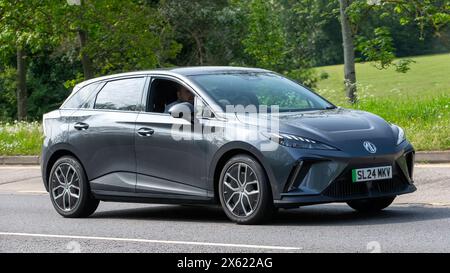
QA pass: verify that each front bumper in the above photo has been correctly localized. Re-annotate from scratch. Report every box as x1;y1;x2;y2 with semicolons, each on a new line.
273;147;416;208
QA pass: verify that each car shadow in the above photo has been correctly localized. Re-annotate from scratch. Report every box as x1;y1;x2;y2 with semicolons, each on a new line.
92;204;230;223
91;203;450;226
272;204;450;226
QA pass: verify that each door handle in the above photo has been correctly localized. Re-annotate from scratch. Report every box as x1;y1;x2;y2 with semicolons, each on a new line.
74;122;89;131
137;127;155;137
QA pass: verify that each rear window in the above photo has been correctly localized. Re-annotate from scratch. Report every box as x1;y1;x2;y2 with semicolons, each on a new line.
61;83;100;109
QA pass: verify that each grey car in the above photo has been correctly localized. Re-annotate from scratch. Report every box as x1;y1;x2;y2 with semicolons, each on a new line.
41;67;416;224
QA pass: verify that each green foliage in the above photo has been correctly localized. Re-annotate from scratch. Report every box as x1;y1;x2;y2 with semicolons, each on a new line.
356;27;415;73
159;0;232;66
387;0;450;37
282;0;340;67
0;0;58;56
242;0;287;70
63;0;182;75
236;0;321;86
346;0;450;75
0;67;16;120
356;27;396;69
26;53;81;118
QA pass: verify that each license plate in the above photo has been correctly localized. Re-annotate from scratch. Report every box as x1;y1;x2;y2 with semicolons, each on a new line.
352;166;392;183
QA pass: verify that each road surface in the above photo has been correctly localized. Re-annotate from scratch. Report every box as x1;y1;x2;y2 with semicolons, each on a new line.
0;164;449;253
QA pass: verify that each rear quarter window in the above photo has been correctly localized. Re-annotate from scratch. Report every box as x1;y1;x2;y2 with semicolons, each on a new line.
61;83;100;109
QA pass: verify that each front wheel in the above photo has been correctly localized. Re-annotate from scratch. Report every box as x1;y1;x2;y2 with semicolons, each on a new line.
218;155;275;224
347;196;396;213
49;156;99;218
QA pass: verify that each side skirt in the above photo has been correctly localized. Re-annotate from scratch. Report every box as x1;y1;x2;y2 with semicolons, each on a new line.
92;190;215;205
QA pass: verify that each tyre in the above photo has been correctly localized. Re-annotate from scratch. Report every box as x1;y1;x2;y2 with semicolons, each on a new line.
48;156;99;218
218;155;275;224
347;196;395;213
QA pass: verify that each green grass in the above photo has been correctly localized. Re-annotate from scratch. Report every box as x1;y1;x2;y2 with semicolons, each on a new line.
314;53;450;151
316;53;450;98
0;121;43;156
344;94;449;151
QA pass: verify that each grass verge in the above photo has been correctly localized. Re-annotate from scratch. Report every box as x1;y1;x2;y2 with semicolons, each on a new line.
0;121;43;156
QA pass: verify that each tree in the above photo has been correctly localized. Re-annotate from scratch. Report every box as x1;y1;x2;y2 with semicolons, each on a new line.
62;0;181;80
336;0;449;103
339;0;357;103
384;0;450;36
159;0;231;66
241;0;287;70
0;0;59;120
233;0;320;86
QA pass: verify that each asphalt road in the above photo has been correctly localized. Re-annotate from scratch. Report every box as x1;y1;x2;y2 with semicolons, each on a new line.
0;164;449;253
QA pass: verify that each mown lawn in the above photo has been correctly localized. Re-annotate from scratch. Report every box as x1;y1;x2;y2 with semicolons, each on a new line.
315;53;450;151
316;53;450;98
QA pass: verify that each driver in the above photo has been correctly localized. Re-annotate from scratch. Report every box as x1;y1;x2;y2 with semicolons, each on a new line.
164;85;195;113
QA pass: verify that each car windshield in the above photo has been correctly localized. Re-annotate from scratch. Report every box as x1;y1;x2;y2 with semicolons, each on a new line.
188;72;335;112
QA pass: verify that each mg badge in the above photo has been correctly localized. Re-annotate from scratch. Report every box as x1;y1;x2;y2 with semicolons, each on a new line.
363;141;377;154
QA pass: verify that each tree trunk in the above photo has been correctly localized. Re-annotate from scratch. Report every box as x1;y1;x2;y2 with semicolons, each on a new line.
76;0;94;80
339;0;357;103
16;47;27;121
78;29;94;80
192;32;204;65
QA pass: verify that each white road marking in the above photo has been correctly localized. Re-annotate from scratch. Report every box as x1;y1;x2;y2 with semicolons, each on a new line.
17;191;47;194
0;232;302;251
0;176;42;185
0;166;41;169
395;202;450;207
415;164;450;168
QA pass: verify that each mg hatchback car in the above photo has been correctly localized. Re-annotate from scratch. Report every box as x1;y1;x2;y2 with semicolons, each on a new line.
41;67;416;224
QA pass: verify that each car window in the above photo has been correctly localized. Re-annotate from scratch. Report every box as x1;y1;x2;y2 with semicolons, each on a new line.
61;82;100;109
189;73;334;112
147;79;195;114
195;97;214;119
94;77;146;111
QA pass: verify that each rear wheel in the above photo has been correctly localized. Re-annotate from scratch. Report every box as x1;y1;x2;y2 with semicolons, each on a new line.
218;155;275;224
49;156;99;218
347;196;395;213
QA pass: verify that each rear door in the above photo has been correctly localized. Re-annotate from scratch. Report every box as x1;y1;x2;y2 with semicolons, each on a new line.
69;77;147;193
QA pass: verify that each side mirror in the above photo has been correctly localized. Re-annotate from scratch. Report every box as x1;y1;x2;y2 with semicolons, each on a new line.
169;102;194;122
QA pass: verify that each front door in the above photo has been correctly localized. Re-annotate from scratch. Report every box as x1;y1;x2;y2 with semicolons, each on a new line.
135;78;209;200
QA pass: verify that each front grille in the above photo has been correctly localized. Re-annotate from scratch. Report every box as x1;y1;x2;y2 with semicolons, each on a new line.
322;174;409;199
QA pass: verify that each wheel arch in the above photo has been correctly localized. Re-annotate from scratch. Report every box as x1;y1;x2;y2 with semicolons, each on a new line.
209;142;277;203
43;146;85;192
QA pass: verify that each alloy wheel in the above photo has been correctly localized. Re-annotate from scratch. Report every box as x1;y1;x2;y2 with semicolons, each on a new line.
222;162;260;217
51;163;81;212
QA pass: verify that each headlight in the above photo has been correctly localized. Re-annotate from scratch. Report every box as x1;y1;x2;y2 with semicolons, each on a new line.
391;124;406;145
262;132;338;150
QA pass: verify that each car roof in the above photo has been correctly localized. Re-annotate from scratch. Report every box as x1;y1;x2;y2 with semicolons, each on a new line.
75;66;271;89
170;66;270;75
